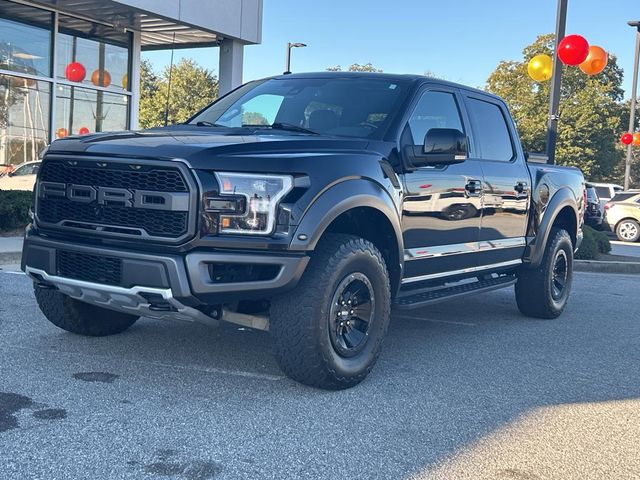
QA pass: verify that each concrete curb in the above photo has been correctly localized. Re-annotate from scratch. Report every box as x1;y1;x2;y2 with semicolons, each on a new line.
575;259;640;275
0;252;21;265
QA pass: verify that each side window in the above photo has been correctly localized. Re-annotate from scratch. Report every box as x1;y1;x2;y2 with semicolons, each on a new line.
407;91;463;146
14;164;35;176
466;98;514;161
218;94;284;127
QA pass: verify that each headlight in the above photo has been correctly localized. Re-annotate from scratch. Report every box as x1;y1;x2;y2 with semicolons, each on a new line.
205;172;293;235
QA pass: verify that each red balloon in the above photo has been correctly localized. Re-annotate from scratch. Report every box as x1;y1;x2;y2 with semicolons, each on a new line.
78;127;90;135
621;133;634;145
558;35;590;66
65;62;86;82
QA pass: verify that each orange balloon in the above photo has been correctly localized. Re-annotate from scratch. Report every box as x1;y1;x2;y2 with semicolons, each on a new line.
579;46;608;75
91;69;111;87
633;132;640;146
56;128;68;139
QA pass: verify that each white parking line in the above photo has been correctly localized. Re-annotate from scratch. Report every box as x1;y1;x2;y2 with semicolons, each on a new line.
393;314;477;326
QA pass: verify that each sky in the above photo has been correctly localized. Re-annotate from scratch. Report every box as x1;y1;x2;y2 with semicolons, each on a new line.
143;0;640;98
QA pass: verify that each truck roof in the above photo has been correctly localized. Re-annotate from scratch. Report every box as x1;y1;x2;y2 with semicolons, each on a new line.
267;71;501;102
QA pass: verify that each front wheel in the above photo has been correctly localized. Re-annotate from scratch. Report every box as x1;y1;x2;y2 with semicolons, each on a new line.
34;286;139;336
615;219;640;242
515;227;573;319
270;234;391;390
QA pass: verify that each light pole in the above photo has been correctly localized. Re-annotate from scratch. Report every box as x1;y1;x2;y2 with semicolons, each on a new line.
546;0;568;165
624;21;640;190
284;42;306;74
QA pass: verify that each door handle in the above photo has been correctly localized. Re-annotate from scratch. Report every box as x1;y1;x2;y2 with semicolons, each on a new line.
465;179;483;197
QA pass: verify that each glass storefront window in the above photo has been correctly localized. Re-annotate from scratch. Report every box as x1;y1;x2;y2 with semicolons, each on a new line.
0;10;52;78
0;74;50;165
57;15;130;92
55;85;128;137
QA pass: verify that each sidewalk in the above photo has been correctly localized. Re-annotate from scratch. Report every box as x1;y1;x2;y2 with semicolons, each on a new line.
0;236;23;266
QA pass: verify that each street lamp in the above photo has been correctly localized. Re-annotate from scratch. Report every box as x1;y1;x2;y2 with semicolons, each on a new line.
624;21;640;190
284;42;306;74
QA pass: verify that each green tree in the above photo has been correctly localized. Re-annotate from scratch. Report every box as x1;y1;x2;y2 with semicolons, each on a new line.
139;58;218;128
326;63;383;72
486;34;625;182
138;59;162;129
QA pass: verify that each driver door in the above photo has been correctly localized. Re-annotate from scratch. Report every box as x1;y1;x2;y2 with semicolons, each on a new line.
400;88;483;283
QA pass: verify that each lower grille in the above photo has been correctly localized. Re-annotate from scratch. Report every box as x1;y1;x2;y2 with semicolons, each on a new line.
57;250;122;286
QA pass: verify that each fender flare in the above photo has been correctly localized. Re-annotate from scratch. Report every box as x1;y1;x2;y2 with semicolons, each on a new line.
289;178;404;287
525;187;579;268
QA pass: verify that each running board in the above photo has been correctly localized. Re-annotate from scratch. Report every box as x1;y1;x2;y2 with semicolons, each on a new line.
394;275;516;310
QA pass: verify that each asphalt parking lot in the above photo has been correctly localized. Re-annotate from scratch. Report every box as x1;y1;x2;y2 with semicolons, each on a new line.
1;269;639;480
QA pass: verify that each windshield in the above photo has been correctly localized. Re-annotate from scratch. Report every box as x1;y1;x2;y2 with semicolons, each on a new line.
189;76;410;139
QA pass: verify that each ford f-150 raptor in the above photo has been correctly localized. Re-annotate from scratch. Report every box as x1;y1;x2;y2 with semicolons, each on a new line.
22;72;585;389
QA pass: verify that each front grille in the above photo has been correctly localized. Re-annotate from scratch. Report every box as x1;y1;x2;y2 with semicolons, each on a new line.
39;161;188;192
57;250;122;286
36;159;192;240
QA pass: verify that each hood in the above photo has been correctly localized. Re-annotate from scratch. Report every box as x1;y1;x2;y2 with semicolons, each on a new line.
46;125;373;169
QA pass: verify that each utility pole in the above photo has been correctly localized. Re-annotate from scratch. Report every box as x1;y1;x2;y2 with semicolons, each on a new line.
624;21;640;190
546;0;568;165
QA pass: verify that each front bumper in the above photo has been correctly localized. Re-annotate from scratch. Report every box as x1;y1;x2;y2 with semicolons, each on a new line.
22;229;309;317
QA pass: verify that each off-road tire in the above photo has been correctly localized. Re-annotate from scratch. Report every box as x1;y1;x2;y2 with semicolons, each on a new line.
34;286;138;336
515;227;573;319
270;234;391;390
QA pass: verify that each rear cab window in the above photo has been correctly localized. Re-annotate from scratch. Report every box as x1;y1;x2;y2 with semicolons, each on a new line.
465;97;515;161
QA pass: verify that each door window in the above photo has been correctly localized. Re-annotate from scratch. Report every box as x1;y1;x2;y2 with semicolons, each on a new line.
13;163;39;176
466;98;514;161
407;91;464;145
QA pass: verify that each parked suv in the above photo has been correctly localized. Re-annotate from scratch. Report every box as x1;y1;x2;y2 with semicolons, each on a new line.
604;191;640;242
584;183;603;229
22;73;585;389
590;182;623;209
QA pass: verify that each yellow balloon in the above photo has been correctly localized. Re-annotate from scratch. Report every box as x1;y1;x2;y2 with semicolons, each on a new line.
121;73;128;89
527;54;553;82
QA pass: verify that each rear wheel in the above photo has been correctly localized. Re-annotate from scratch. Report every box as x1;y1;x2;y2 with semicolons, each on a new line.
615;219;640;242
515;227;573;319
270;234;391;390
34;286;138;336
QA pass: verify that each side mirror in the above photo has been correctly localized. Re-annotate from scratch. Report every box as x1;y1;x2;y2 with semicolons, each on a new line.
405;128;468;168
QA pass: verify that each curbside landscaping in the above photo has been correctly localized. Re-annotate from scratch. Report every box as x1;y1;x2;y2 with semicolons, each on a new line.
574;259;640;275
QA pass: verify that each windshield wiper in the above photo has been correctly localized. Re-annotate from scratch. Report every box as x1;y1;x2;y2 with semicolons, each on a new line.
271;122;319;135
241;122;319;135
194;121;227;127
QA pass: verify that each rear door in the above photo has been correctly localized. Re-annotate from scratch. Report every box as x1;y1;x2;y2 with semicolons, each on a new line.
400;87;484;283
463;94;530;267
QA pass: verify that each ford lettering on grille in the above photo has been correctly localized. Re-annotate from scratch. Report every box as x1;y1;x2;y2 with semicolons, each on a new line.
39;181;189;211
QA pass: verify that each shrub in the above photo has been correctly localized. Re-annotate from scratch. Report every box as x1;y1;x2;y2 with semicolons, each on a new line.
591;227;611;254
0;190;32;232
575;225;610;260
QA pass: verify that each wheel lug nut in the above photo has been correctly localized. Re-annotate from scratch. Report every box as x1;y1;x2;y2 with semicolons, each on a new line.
349;310;354;314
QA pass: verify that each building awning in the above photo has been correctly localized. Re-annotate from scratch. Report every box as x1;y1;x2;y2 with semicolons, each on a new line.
13;0;225;49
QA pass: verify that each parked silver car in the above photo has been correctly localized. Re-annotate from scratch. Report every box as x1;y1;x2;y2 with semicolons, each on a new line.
604;191;640;242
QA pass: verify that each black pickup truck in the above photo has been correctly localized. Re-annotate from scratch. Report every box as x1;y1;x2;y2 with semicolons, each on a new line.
22;72;585;389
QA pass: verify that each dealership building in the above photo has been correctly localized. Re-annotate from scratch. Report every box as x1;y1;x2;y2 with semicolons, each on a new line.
0;0;263;166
